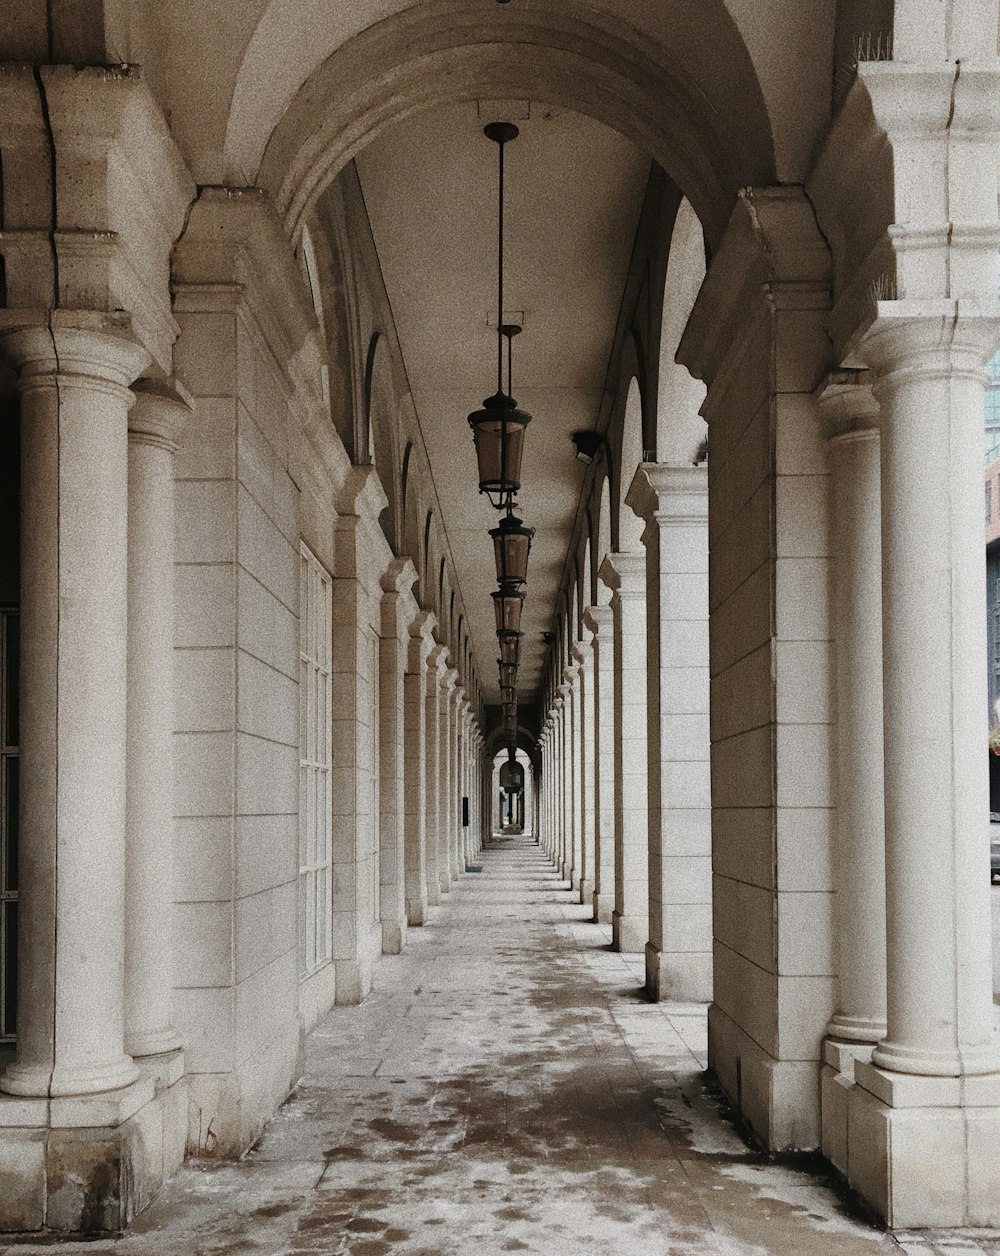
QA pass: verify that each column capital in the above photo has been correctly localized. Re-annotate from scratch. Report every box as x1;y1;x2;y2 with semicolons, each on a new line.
562;663;580;685
851;300;1000;390
407;610;437;673
570;640;592;668
582;604;613;636
0;314;151;400
597;550;645;595
815;368;879;442
442;666;459;694
427;643;449;676
130;377;194;452
381;555;418;596
627;462;709;526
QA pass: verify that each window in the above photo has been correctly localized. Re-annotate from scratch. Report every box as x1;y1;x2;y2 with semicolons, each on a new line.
298;546;333;978
1;610;18;1041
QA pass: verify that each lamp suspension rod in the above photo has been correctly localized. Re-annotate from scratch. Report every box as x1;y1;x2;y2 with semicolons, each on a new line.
497;129;505;397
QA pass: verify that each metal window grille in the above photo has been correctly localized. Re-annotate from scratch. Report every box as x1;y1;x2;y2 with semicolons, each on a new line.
1;610;19;1041
298;546;333;978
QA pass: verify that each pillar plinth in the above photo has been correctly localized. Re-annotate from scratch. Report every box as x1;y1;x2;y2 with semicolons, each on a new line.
0;319;149;1099
124;379;192;1068
599;551;648;955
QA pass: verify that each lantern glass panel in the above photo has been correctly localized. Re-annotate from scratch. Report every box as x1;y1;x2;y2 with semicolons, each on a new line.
468;397;531;499
498;631;522;667
498;661;517;688
490;516;533;585
492;586;524;633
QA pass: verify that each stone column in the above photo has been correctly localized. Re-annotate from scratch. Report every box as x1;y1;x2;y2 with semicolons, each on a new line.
584;605;616;924
378;558;418;956
817;375;887;1049
124;379;191;1077
573;639;596;909
599;552;649;955
858;310;1000;1085
405;612;436;926
424;645;448;904
562;669;582;890
449;685;462;878
554;692;569;880
627;464;712;1002
439;667;458;891
0;320;149;1101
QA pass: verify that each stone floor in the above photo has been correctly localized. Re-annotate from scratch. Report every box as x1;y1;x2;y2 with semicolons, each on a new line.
7;838;1000;1256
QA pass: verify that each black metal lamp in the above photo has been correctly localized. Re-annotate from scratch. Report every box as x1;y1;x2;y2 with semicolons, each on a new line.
493;582;525;634
468;124;531;510
500;684;516;706
497;629;523;667
490;511;534;586
498;659;517;689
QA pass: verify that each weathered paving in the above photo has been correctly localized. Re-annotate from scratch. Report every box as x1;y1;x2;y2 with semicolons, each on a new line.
6;838;997;1256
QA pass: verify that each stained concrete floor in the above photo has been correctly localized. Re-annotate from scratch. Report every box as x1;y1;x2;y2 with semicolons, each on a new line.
8;838;1000;1256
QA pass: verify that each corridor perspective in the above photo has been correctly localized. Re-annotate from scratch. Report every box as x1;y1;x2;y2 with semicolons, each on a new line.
3;0;1000;1243
2;839;918;1256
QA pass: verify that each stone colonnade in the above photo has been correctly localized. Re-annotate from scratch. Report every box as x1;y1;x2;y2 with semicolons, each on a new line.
0;73;485;1233
538;175;1000;1229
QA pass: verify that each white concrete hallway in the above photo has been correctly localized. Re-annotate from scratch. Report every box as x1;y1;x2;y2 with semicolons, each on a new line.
6;840;990;1256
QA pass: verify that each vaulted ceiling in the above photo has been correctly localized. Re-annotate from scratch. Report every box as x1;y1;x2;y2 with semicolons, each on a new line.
356;101;649;703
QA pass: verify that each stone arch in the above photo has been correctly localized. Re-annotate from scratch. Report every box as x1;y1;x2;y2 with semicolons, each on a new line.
591;474;613;608
579;536;592;630
656;198;707;465
364;332;400;551
400;442;423;590
616;377;645;553
246;0;778;248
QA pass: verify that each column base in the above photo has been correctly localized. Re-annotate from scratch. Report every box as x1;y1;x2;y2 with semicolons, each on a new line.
560;861;571;884
611;910;647;954
846;1065;1000;1227
593;892;614;925
0;1073;187;1234
126;1025;183;1062
406;896;429;926
381;919;406;956
427;884;442;907
579;878;594;907
1;1054;140;1100
644;943;712;1002
820;1038;876;1177
135;1047;185;1090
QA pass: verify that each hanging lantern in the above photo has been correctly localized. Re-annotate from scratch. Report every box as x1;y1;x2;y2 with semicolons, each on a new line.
500;683;516;706
498;659;517;689
490;512;534;586
492;582;525;634
497;629;523;667
469;394;531;510
468;124;532;511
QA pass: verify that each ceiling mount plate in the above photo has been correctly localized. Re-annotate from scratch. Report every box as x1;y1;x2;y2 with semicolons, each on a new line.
484;121;519;145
